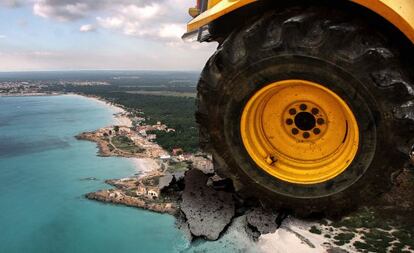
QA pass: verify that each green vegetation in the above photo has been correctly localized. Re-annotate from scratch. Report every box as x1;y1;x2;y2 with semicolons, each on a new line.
329;207;414;252
111;136;143;153
96;93;198;152
167;161;189;173
126;91;196;97
333;232;355;246
309;226;322;235
142;176;162;187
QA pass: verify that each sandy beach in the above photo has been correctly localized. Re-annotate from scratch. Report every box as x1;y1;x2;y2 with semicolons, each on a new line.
113;113;132;127
76;94;155;175
72;94;132;127
258;218;328;253
129;158;161;177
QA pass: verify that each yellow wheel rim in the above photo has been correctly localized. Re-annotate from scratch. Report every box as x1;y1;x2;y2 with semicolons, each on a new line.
240;80;359;184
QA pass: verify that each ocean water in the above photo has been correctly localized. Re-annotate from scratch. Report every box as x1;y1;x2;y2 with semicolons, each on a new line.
0;95;188;253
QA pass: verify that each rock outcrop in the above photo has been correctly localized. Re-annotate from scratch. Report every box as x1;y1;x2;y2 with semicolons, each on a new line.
181;169;235;240
86;190;177;214
246;208;279;235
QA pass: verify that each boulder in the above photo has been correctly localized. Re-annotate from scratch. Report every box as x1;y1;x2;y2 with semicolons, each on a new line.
246;208;279;235
181;169;235;240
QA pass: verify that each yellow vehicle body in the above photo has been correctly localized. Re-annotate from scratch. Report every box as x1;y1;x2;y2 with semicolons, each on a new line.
187;0;414;44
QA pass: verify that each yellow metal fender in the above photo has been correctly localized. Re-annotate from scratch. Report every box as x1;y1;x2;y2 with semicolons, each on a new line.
187;0;414;44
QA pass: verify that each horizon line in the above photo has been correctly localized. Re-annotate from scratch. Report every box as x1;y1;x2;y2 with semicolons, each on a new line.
0;69;201;73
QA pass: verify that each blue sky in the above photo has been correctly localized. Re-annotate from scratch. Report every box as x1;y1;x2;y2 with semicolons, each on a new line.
0;0;216;71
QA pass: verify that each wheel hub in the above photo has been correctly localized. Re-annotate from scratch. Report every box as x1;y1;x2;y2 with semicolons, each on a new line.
283;101;327;141
240;80;359;184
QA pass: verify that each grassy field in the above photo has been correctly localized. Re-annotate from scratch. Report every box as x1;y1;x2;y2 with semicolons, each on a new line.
111;136;144;154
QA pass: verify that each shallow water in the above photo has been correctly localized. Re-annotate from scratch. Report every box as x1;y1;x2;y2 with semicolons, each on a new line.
0;95;188;253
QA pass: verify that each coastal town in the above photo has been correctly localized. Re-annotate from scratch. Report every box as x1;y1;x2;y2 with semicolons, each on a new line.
76;109;214;215
0;80;109;95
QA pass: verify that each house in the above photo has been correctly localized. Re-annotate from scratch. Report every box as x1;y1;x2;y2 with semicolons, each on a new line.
147;188;159;199
172;148;183;156
136;185;147;196
139;129;147;137
118;126;131;135
160;155;171;160
136;126;146;132
147;134;157;140
183;153;193;160
109;190;122;200
155;124;167;131
96;127;113;137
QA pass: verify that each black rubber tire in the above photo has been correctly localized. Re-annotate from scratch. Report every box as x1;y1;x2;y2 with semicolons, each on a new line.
196;6;414;216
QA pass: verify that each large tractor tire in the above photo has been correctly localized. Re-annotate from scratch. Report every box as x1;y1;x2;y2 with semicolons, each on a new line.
196;6;414;216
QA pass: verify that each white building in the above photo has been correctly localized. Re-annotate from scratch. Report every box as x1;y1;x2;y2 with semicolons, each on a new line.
147;189;159;199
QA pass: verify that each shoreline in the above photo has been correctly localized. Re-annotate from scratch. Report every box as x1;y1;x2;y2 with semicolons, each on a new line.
74;94;154;174
74;93;182;215
0;92;62;97
77;94;133;127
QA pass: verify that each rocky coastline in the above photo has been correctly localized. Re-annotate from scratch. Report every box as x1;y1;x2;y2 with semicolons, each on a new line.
85;190;178;214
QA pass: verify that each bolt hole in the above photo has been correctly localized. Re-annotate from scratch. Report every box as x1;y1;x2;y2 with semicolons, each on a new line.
317;118;325;125
311;108;319;115
286;119;293;125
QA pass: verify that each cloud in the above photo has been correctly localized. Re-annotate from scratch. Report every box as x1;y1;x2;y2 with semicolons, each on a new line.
0;0;219;71
0;0;22;8
159;23;185;39
79;24;95;32
33;1;90;21
31;0;161;21
29;0;191;42
0;35;6;39
95;2;189;42
95;3;165;38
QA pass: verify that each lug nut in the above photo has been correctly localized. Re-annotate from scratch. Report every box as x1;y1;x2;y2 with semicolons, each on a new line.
313;128;321;135
292;128;299;135
289;108;297;115
303;132;310;139
311;108;319;115
300;104;307;111
286;119;293;125
317;118;325;125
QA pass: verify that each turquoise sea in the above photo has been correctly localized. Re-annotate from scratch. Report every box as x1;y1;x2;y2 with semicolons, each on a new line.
0;95;188;253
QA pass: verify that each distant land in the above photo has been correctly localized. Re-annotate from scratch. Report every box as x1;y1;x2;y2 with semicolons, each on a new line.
0;70;199;82
0;70;200;153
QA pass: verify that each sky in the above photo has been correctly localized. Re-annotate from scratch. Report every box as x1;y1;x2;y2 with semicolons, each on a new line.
0;0;217;71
